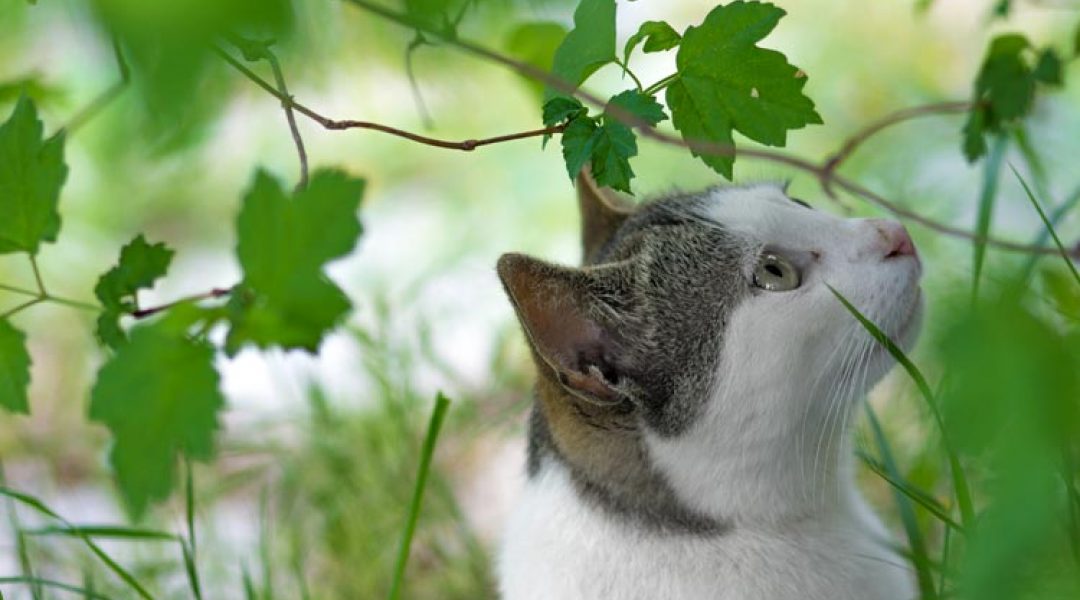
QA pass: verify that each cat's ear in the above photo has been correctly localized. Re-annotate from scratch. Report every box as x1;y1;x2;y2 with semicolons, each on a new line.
577;166;634;264
497;252;630;406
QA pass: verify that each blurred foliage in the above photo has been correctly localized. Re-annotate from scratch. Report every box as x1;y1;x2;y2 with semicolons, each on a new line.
0;0;1079;598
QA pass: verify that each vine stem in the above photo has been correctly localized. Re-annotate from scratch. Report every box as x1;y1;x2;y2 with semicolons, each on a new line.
131;288;232;319
338;0;1078;259
264;51;309;190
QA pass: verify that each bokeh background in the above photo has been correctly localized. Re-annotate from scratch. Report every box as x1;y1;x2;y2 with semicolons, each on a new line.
1;0;1078;598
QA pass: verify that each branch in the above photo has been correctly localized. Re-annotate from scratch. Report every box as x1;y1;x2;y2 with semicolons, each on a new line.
214;46;565;150
339;0;1079;259
264;51;309;189
131;288;232;320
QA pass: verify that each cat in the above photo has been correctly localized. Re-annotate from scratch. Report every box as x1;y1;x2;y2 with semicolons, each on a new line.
495;169;922;600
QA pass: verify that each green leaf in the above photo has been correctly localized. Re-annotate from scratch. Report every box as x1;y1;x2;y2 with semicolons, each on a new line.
0;96;67;255
0;318;31;414
666;1;821;179
93;235;175;349
542;96;587;128
960;34;1064;161
546;0;616;100
225;168;365;355
1033;48;1064;86
557;91;667;192
89;319;225;518
623;20;681;66
506;22;568;98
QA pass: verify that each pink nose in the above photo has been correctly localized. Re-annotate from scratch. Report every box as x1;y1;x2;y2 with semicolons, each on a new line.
871;220;917;260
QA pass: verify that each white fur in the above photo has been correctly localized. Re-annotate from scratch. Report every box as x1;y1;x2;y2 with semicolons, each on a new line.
499;185;922;600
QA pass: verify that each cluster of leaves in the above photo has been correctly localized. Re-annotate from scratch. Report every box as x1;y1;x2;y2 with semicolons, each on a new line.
0;96;366;518
536;0;822;192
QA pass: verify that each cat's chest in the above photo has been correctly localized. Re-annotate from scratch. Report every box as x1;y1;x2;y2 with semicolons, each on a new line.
497;464;913;600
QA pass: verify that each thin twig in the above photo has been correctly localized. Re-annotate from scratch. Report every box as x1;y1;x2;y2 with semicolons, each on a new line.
405;33;435;129
264;52;309;189
821;101;972;190
131;287;232;319
215;45;565;149
61;33;130;134
0;298;44;320
28;256;45;297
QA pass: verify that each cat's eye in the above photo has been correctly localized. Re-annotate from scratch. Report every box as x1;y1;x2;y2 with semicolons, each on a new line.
753;253;801;291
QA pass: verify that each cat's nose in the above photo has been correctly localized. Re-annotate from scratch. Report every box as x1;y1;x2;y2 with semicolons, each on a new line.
868;219;917;260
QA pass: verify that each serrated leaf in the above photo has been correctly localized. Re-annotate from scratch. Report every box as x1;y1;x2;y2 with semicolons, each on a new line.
225;168;365;355
89;319;224;518
93;235;175;348
542;97;587;128
546;0;616;100
607;89;668;127
0;96;67;255
0;319;31;414
623;20;681;67
557;91;666;193
667;1;821;179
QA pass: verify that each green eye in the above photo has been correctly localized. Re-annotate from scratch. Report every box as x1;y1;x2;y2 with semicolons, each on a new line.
753;252;801;291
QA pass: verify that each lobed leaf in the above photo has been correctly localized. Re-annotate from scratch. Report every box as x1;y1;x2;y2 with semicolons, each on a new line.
93;234;175;349
225;168;365;355
89;319;225;518
0;318;31;414
0;96;67;255
623;20;682;67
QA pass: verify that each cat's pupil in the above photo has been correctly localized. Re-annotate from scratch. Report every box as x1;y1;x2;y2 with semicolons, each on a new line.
765;264;783;277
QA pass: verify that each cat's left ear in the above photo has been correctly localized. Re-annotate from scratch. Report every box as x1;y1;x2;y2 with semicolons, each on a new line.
497;252;634;406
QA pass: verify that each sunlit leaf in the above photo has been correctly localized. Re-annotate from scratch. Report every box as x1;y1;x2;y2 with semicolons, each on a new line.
0;96;67;255
666;1;821;179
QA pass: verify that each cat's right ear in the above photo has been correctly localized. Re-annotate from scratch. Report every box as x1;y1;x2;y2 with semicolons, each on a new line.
497;252;630;406
577;166;634;264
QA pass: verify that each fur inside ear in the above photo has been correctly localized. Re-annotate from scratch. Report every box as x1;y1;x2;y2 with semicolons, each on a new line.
497;253;627;406
577;166;634;265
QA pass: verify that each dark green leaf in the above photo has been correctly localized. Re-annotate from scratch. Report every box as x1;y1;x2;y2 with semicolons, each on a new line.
225;168;365;355
0;318;31;414
1033;48;1064;86
607;89;668;127
506;22;567;98
542;97;586;128
0;96;67;255
623;20;681;66
559;115;600;183
546;0;616;100
667;1;821;179
93;235;174;348
89;319;225;518
993;0;1011;18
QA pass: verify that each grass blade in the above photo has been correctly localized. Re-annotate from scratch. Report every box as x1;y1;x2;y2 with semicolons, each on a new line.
0;576;112;599
183;460;203;600
972;134;1008;303
1021;182;1080;281
864;404;937;599
22;526;176;541
828;286;976;529
0;487;155;600
387;392;451;600
856;451;963;533
1011;164;1080;288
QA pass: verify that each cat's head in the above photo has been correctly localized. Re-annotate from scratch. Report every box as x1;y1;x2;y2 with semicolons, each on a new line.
497;170;923;525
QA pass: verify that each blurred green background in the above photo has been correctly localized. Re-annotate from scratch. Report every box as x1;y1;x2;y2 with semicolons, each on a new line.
1;0;1078;598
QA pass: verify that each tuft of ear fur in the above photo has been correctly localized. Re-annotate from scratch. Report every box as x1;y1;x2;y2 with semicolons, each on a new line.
497;252;629;406
577;166;634;265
